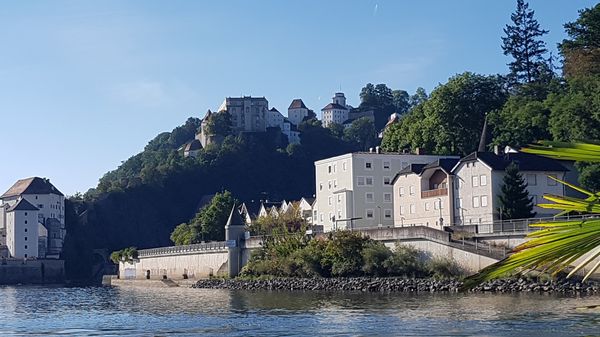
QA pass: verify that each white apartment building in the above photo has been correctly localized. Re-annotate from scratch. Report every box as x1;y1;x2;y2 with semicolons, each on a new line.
0;177;65;258
321;93;352;127
392;159;459;229
314;151;458;232
393;151;569;232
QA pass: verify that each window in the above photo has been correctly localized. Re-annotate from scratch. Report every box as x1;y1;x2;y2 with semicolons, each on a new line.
384;209;392;219
481;195;488;207
366;193;374;203
24;228;28;233
343;162;347;171
320;213;324;222
366;209;374;218
338;211;342;219
472;176;479;187
384;193;392;203
328;165;332;174
480;175;487;186
409;186;415;195
329;212;334;221
434;201;439;210
338;195;342;203
328;181;332;190
319;183;323;191
456;198;462;208
383;177;391;185
399;187;405;196
24;220;27;224
365;162;372;169
357;177;365;186
333;164;337;173
409;204;416;214
24;245;28;250
547;174;557;186
439;200;444;209
473;196;480;208
366;177;373;186
24;212;27;216
425;202;430;211
400;206;405;215
383;161;391;170
24;237;27;241
527;174;537;186
328;196;332;206
455;180;461;190
333;180;338;188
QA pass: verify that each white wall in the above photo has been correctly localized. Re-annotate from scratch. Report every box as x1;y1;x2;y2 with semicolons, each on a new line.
6;209;39;259
119;251;229;280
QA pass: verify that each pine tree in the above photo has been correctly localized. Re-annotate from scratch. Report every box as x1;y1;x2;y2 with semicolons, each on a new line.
501;0;550;84
497;162;536;220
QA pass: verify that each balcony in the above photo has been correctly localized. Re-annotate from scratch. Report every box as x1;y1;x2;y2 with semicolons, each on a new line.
421;188;448;198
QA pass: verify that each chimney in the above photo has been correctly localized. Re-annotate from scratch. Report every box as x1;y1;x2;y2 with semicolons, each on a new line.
415;147;425;155
493;145;501;155
369;147;374;153
375;146;381;154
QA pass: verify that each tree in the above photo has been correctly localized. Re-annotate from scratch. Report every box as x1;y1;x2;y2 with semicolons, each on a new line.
382;72;507;155
408;87;428;108
392;89;410;114
502;0;550;84
560;4;600;78
206;111;232;136
343;117;377;151
497;162;536;220
359;83;395;130
489;94;552;148
327;122;345;139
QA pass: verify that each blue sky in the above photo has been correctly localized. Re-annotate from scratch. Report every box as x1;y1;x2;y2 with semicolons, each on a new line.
0;0;595;196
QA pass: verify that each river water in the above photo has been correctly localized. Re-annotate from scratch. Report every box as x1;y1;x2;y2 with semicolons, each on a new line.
0;286;598;336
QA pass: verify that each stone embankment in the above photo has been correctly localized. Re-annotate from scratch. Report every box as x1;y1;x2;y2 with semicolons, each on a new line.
193;277;599;293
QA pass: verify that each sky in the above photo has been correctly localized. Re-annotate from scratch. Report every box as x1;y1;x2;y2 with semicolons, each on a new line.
0;0;596;196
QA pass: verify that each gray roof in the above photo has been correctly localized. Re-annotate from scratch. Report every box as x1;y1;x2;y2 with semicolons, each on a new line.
459;152;568;172
422;158;460;174
7;198;39;212
226;204;245;227
321;103;348;111
1;177;64;199
391;164;427;185
289;99;307;109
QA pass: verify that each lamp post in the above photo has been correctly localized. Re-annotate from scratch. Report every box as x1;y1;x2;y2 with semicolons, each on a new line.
436;197;443;229
376;205;382;226
400;216;405;227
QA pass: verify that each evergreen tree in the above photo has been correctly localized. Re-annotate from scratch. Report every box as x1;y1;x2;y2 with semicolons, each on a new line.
501;0;550;84
497;162;536;220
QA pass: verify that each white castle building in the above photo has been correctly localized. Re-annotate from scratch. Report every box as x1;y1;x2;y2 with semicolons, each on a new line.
0;177;65;259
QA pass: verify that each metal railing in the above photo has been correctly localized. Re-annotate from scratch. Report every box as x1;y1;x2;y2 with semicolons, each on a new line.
138;241;228;258
477;214;600;234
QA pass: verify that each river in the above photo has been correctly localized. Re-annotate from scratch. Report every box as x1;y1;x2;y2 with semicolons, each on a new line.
0;285;598;336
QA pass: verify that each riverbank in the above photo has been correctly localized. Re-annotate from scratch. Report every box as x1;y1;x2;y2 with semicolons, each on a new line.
192;277;600;294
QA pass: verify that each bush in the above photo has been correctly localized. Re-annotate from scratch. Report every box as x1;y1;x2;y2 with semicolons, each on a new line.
361;241;392;276
383;245;428;277
323;231;370;277
427;256;464;279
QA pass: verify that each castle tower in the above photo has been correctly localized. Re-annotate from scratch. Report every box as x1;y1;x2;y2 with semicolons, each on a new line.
225;204;246;277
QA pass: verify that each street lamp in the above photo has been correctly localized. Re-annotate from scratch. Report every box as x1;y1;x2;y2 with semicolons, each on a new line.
376;205;382;226
436;197;443;228
400;216;405;227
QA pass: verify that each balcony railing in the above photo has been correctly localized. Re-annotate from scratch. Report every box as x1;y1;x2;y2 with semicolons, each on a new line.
421;188;448;198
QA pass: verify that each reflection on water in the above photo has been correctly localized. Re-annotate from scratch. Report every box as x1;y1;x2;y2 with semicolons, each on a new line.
0;285;598;336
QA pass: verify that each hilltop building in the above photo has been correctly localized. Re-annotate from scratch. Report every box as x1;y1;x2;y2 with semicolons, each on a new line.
321;93;353;127
0;177;65;259
287;99;310;126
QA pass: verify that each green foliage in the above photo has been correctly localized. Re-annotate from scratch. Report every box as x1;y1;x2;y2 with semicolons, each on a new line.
498;162;536;220
206;111;232;136
361;241;392;276
110;247;138;264
392;89;410;114
382;72;507;155
426;256;464;279
250;202;307;236
327;123;345;139
343;117;377;151
383;245;428;277
560;4;600;78
501;0;550;85
170;191;235;245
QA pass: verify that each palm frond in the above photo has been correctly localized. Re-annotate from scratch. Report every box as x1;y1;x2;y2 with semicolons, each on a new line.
463;141;600;289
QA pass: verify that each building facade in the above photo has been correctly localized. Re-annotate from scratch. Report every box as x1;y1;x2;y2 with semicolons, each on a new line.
217;96;270;133
392;151;569;231
314;151;458;232
321;93;352;127
287;99;310;126
0;177;65;258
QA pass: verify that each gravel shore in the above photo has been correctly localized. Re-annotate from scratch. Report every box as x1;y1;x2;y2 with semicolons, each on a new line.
192;277;600;293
